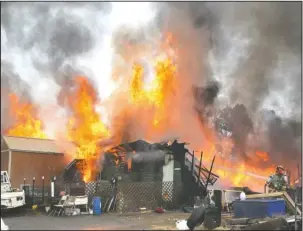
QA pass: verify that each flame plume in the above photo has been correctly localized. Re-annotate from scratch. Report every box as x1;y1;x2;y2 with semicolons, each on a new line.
5;94;47;139
66;77;110;182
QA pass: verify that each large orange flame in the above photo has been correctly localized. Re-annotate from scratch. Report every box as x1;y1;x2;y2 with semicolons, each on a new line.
2;32;293;192
5;94;47;139
198;150;276;190
66;77;110;182
124;36;178;143
129;57;176;126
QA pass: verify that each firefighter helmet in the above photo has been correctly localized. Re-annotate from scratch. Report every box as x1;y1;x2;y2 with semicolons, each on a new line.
276;165;285;171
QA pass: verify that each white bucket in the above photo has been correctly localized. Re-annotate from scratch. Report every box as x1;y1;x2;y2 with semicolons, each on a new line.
176;220;189;230
240;191;246;200
1;218;9;230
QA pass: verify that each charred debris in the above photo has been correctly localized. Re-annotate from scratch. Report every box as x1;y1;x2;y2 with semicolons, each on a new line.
61;139;219;204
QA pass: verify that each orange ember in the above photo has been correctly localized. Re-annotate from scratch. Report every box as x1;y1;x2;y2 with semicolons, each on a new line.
127;151;135;172
127;157;132;172
112;152;120;167
5;94;47;139
66;76;110;182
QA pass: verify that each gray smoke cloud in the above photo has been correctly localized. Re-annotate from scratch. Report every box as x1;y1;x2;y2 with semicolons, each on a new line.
159;2;301;120
1;2;112;132
211;2;301;119
1;2;110;83
159;2;302;171
137;2;302;179
1;61;33;131
1;2;301;176
208;2;302;170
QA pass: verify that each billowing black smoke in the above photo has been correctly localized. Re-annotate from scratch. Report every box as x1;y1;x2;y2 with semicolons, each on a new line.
181;2;302;173
1;2;301;175
216;104;253;161
261;110;302;167
1;2;110;86
193;81;220;123
1;2;109;121
192;79;301;171
193;81;220;107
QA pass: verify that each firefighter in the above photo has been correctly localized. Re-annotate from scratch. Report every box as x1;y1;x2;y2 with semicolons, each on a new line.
266;165;289;192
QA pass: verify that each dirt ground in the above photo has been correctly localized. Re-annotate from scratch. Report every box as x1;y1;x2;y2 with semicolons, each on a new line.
2;209;194;230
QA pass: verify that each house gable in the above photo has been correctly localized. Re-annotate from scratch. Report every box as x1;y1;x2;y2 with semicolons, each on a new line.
1;136;9;151
1;135;67;154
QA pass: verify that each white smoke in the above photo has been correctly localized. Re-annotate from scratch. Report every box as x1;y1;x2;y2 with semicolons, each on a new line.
1;2;160;137
1;2;301;150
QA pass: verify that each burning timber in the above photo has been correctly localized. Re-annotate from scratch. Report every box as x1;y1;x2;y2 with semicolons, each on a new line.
65;141;216;179
43;140;301;230
60;139;219;206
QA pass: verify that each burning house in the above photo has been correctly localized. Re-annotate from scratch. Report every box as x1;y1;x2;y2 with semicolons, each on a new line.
0;2;300;218
62;139;219;211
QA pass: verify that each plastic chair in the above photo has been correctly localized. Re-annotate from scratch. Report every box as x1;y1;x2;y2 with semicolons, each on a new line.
49;195;68;216
73;195;89;214
64;195;89;215
63;196;77;216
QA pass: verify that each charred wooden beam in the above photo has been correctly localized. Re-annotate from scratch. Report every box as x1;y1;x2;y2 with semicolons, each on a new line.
203;156;216;196
198;151;203;184
194;163;219;178
191;151;195;176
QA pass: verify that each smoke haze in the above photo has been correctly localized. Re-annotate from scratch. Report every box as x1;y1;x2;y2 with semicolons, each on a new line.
1;2;301;174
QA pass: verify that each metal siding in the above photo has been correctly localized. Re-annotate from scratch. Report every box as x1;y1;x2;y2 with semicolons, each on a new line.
10;151;66;188
1;135;75;154
1;151;9;171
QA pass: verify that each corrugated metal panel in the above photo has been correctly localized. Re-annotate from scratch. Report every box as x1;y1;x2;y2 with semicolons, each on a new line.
1;135;73;154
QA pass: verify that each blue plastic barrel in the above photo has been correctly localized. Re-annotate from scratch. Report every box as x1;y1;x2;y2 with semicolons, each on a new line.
92;197;101;215
233;199;285;219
